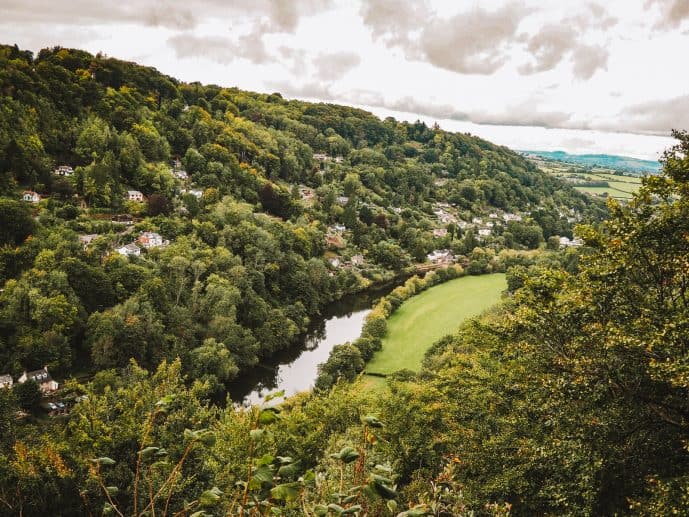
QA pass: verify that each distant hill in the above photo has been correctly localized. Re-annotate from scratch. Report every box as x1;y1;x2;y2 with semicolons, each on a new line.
520;150;661;175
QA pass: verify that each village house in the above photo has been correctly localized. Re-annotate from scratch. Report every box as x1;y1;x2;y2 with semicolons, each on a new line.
116;243;141;257
433;228;448;238
489;213;499;219
53;165;74;176
127;190;144;202
503;213;523;222
18;367;58;394
328;257;341;268
299;186;315;202
138;231;167;249
350;254;364;266
336;195;350;206
478;228;492;237
22;190;40;203
172;169;189;180
433;178;448;187
78;234;99;248
472;217;483;224
313;152;328;161
328;224;346;234
427;249;454;265
559;236;583;248
333;156;344;163
0;374;13;390
434;209;456;224
181;188;203;198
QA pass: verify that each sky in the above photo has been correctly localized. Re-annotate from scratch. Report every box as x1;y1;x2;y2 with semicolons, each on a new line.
2;0;688;160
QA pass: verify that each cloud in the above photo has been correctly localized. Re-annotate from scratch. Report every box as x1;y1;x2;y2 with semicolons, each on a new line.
518;25;578;74
645;0;689;30
360;0;428;48
418;4;530;75
571;44;608;79
311;52;361;80
612;94;689;135
168;33;270;65
0;0;333;32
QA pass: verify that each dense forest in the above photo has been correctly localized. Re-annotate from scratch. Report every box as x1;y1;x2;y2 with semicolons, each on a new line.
6;44;688;516
0;44;604;390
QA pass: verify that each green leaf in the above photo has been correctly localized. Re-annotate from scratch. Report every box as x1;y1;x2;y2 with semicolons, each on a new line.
369;473;393;485
330;446;360;464
250;428;264;441
327;503;345;515
103;502;114;515
183;428;197;441
258;407;280;425
91;457;116;466
362;415;384;428
301;469;316;484
386;499;397;513
270;482;301;502
198;486;223;507
314;504;329;516
264;390;285;402
105;486;119;496
138;446;159;460
276;455;293;464
369;480;398;500
198;430;216;447
341;505;362;515
252;464;275;484
256;453;275;466
277;461;301;478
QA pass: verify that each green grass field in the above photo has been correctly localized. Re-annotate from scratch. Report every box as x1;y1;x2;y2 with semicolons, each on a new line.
365;273;506;375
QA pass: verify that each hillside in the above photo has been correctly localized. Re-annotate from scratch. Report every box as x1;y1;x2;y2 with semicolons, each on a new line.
2;43;689;516
521;150;661;175
0;43;604;384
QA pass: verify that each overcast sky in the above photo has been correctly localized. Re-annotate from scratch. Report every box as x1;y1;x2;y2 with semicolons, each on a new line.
3;0;688;160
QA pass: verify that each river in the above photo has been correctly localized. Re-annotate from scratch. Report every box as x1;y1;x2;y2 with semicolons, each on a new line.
228;284;396;406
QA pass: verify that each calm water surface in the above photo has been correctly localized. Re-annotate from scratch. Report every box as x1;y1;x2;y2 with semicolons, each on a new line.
229;285;396;405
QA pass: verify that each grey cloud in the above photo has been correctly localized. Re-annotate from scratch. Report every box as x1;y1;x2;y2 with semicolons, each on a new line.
0;0;333;33
168;33;270;65
645;0;689;30
267;80;336;101
571;44;608;79
360;0;428;48
311;52;361;80
418;5;530;75
612;95;689;135
518;25;577;74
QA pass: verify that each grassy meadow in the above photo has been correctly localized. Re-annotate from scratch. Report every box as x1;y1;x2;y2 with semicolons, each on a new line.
365;273;506;375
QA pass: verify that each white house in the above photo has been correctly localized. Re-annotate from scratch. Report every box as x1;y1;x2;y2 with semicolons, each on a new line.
328;224;346;234
138;231;167;249
127;190;144;202
328;257;341;268
181;188;203;199
336;196;349;206
22;191;40;203
478;228;492;237
350;254;364;266
18;367;58;394
559;236;583;248
116;243;141;257
427;249;454;265
78;234;99;248
0;374;13;390
54;165;74;176
172;169;188;180
503;213;523;222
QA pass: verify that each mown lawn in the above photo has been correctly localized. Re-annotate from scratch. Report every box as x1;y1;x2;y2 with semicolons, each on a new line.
365;273;506;375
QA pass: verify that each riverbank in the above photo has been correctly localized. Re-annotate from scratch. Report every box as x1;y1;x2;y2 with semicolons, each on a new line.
365;273;506;376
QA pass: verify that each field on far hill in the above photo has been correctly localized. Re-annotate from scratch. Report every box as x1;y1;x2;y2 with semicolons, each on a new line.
365;273;506;376
526;155;644;200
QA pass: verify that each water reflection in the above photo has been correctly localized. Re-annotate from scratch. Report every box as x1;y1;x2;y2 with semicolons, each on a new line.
228;285;394;405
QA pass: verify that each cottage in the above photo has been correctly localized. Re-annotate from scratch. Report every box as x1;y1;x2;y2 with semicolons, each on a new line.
78;234;99;248
433;178;448;187
22;190;40;203
181;188;203;198
351;254;364;266
0;374;13;390
559;236;583;248
503;213;523;222
116;243;141;257
127;190;144;202
18;367;58;393
138;231;167;249
54;165;74;176
433;228;448;238
472;217;483;224
172;169;188;180
336;196;350;206
427;249;454;265
328;224;346;234
312;153;329;161
478;228;492;237
333;156;344;163
328;257;341;268
299;186;315;202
